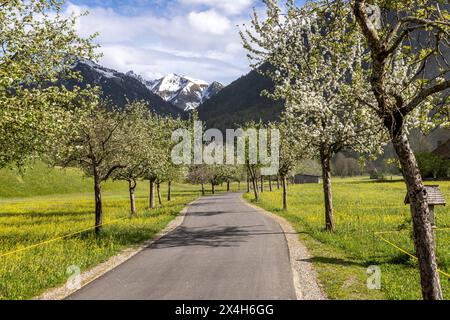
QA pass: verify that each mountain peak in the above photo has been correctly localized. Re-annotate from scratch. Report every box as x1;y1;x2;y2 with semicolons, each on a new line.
148;74;222;111
126;70;145;83
68;60;182;117
73;60;223;113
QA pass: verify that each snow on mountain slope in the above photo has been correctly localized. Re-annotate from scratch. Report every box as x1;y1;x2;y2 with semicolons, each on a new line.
66;60;182;116
68;59;221;114
202;81;224;101
78;59;122;80
147;74;223;111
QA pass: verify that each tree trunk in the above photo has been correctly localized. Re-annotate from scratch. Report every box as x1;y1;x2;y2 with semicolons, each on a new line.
247;178;250;193
201;183;205;195
277;175;280;190
129;180;137;216
149;178;155;209
211;182;215;194
260;176;264;192
252;176;259;201
227;180;231;192
352;1;444;299
392;132;442;300
321;151;334;231
94;173;102;235
269;176;273;192
167;180;172;202
281;176;287;210
157;181;162;207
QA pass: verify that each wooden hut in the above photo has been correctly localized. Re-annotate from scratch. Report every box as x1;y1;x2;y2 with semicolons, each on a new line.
293;174;321;184
432;139;450;160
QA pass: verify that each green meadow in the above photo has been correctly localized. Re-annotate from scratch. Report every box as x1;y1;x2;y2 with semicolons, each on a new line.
244;177;450;300
1;163;449;300
0;163;207;300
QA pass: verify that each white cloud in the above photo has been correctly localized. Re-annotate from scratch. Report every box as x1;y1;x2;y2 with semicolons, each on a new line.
100;44;245;83
180;0;254;15
62;3;251;84
188;10;231;35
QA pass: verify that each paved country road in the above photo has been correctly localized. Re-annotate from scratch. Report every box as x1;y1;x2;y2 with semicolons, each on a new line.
68;193;297;300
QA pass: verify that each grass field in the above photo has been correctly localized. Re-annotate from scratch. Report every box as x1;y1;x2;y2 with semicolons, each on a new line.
244;177;450;300
2;163;448;300
0;163;212;300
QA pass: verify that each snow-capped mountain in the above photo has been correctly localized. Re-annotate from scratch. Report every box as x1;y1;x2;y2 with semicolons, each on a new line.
146;74;224;111
202;81;224;101
63;60;182;116
64;59;223;113
125;70;146;84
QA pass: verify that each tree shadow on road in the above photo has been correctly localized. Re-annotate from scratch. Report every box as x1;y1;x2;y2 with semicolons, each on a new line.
149;225;297;249
187;211;227;217
149;225;250;249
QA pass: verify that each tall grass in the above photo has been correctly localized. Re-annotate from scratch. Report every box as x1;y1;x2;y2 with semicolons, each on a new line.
0;164;206;299
244;177;450;300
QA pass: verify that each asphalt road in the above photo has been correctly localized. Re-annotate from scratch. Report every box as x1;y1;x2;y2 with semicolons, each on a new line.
68;192;297;300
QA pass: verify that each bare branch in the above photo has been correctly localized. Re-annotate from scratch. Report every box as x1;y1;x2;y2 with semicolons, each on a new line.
103;164;126;181
403;80;450;115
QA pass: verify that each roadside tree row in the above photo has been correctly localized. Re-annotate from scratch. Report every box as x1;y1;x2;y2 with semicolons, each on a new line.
241;0;450;300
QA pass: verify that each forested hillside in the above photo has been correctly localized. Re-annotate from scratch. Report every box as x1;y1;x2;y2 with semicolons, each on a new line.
197;64;284;130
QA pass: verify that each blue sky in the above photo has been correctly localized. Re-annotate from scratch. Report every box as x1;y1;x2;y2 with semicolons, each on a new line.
64;0;304;84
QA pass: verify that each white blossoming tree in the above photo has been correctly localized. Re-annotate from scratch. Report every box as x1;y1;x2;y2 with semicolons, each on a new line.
271;118;310;210
241;0;385;231
54;98;127;234
146;115;185;208
350;0;450;299
0;0;98;168
112;102;162;215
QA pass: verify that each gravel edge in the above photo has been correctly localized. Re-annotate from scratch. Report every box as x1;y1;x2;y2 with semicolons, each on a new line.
241;196;327;300
35;200;196;300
